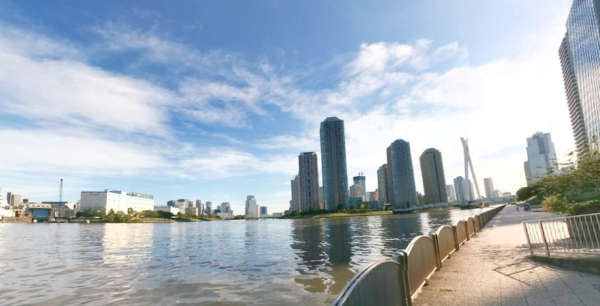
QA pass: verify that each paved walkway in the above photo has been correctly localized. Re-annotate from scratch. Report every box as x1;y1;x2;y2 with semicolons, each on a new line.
414;205;600;306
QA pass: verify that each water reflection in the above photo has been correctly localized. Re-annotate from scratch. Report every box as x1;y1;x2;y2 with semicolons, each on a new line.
0;207;493;306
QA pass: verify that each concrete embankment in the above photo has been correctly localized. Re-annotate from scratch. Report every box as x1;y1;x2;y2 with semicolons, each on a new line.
414;206;600;306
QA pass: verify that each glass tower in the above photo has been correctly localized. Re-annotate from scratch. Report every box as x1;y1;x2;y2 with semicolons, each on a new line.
386;139;417;209
561;0;600;155
320;117;349;210
419;148;448;204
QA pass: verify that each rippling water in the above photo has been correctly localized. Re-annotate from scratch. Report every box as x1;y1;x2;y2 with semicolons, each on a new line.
0;208;487;305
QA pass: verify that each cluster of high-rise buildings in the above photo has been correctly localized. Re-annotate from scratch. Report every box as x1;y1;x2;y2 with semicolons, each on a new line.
289;117;506;214
244;195;268;219
0;187;79;221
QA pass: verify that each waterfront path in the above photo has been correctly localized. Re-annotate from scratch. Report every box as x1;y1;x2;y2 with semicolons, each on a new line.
414;205;600;306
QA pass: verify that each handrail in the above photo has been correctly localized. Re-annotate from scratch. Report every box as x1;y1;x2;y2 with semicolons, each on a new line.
332;204;505;306
523;212;600;256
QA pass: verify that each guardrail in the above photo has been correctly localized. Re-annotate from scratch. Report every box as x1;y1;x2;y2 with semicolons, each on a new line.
332;204;505;306
523;212;600;257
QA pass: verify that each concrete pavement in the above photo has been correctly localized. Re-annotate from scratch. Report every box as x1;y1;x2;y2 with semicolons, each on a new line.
414;205;600;306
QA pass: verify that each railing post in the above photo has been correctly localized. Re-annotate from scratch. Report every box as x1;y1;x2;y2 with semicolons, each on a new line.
538;221;550;257
523;222;533;256
464;221;470;241
432;234;442;270
392;250;412;306
452;225;459;251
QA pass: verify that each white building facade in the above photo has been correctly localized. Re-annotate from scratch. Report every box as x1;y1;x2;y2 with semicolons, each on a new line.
245;195;259;218
80;190;154;213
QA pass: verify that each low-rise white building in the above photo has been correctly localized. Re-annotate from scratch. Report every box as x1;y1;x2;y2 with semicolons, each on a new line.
80;190;154;213
154;206;180;215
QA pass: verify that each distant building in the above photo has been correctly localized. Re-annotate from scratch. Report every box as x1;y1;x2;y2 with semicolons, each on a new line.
216;210;233;220
353;174;366;201
419;148;448;204
27;203;52;221
196;200;204;215
290;175;301;213
245;195;260;218
320;117;349;210
0;188;5;206
377;164;390;205
42;201;78;218
154;206;180;215
260;206;267;216
299;152;321;212
524;132;558;185
484;178;495;200
453;177;474;203
446;185;457;202
220;202;232;213
7;192;23;207
205;201;213;215
166;199;198;216
386;139;418;209
349;183;363;200
318;186;324;209
80;190;154;213
368;190;379;202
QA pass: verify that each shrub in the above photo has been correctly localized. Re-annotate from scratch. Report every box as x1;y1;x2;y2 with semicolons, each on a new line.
568;200;600;215
541;194;569;214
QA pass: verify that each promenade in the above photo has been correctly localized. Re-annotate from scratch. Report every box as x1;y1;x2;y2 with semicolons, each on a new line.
414;205;600;306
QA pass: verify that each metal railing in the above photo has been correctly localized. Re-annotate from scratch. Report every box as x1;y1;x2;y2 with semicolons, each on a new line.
332;205;505;306
523;212;600;256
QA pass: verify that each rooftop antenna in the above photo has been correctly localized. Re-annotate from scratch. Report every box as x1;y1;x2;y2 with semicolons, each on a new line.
59;178;63;202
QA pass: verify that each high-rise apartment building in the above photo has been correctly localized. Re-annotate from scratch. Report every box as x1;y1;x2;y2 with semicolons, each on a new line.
245;195;259;218
290;175;301;212
559;0;600;156
419;148;448;204
299;152;321;212
377;164;390;205
453;176;474;203
320;117;349;210
205;201;213;215
7;192;23;207
260;206;267;216
484;178;495;200
386;139;418;208
524;132;559;185
352;174;366;201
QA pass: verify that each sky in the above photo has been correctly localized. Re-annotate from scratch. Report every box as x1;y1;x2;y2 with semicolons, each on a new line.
0;0;576;214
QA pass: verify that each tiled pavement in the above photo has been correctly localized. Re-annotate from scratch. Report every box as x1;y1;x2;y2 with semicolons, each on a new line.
414;206;600;306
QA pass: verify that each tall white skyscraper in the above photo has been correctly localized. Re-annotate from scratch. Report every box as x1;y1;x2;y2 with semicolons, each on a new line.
524;132;559;185
245;195;259;218
484;178;495;200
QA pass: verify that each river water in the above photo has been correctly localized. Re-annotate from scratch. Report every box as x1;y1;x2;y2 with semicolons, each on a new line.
0;208;488;305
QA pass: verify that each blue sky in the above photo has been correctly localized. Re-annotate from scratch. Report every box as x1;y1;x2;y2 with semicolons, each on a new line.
0;1;575;214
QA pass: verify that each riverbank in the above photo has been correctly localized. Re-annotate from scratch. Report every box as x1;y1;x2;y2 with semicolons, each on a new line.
77;215;220;223
282;204;495;219
414;205;600;305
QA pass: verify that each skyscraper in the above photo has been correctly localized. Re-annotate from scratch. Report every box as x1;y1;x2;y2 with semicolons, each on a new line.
386;139;418;208
245;195;259;218
484;178;495;200
524;132;559;185
299;152;321;212
320;117;349;210
260;206;267;216
453;176;473;203
290;175;301;212
377;164;390;205
419;148;448;204
353;173;366;201
560;0;600;156
205;201;213;215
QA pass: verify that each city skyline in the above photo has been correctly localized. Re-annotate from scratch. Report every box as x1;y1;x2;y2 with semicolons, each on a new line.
0;1;576;214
